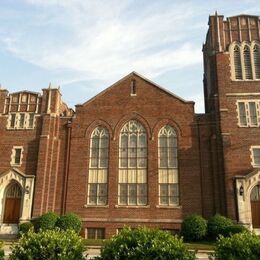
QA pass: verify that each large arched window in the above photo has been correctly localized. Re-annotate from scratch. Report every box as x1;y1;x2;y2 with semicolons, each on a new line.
233;45;242;80
158;125;179;206
118;120;147;205
243;45;253;79
253;45;260;79
88;127;109;205
231;42;260;80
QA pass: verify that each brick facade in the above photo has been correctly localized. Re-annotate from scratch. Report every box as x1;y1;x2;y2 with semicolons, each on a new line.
0;13;259;237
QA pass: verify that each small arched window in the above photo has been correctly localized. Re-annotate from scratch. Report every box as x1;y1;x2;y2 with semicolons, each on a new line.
243;45;253;79
88;127;109;205
158;125;179;206
118;120;147;205
253;45;260;79
233;45;242;80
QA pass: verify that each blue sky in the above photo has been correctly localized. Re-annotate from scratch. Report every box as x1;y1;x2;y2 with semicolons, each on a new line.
0;0;260;112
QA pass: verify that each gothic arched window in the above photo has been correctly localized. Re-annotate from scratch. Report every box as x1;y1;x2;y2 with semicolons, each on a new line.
233;45;242;80
88;127;109;205
118;120;147;205
243;45;253;79
158;125;179;206
253;44;260;79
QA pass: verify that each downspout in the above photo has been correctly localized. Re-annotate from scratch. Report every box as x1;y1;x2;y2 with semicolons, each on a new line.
61;120;72;215
197;116;205;216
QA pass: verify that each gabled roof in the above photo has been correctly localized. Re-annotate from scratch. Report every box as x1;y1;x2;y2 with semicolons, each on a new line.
77;71;194;107
0;167;35;179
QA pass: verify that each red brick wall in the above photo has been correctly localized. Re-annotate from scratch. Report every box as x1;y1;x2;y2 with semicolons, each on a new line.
64;73;214;236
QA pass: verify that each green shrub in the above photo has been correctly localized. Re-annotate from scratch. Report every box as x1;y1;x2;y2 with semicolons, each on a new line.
9;229;86;260
35;212;59;231
95;227;195;260
181;214;207;241
18;222;34;237
56;212;82;233
207;214;233;240
221;224;248;237
214;232;260;259
0;241;4;260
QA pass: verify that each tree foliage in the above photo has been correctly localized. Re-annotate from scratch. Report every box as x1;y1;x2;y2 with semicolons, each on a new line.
56;212;82;234
214;232;260;259
0;241;4;260
207;214;233;239
10;229;86;260
181;214;207;241
95;227;195;260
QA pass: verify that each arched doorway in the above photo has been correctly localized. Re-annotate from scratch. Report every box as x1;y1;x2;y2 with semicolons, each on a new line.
251;184;260;228
3;182;22;224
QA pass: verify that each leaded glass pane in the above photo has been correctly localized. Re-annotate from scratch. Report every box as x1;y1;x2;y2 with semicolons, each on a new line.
19;113;25;128
158;126;179;206
138;158;146;168
137;184;147;205
98;184;107;205
249;102;257;126
6;183;22;198
88;127;109;205
128;184;137;205
118;120;147;205
10;114;16;128
160;195;168;205
88;184;97;204
120;158;127;168
250;185;260;201
244;45;253;79
121;134;128;147
238;102;247;126
234;45;242;79
29;113;34;128
253;148;260;165
14;149;22;164
253;45;260;79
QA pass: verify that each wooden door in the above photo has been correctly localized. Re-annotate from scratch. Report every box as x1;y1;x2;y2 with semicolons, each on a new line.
3;183;22;224
251;201;260;228
251;184;260;228
3;198;21;223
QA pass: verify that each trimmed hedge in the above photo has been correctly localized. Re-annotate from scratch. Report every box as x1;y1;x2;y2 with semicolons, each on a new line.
0;241;4;260
10;229;86;260
95;227;196;260
221;224;248;237
35;212;59;231
18;222;34;237
56;212;82;233
214;232;260;259
181;214;207;241
207;214;233;239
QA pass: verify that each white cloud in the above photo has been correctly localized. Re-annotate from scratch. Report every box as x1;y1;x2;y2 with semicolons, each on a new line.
1;0;203;83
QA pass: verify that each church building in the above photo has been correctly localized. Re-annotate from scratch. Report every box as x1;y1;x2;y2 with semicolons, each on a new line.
0;13;259;238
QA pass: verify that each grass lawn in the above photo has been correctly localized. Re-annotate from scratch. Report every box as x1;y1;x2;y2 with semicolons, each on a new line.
84;239;215;251
84;239;107;247
185;241;216;251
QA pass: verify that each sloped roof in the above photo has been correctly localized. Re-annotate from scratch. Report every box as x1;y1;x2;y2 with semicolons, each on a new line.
77;71;194;107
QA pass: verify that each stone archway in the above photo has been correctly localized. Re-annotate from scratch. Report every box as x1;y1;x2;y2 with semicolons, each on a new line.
0;168;35;235
3;182;22;224
250;184;260;228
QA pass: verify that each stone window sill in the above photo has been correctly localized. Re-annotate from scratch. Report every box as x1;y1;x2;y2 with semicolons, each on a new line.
156;205;181;209
115;205;150;209
84;205;109;208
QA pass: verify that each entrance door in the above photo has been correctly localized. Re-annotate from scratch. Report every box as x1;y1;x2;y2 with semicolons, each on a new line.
3;183;22;224
251;184;260;228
